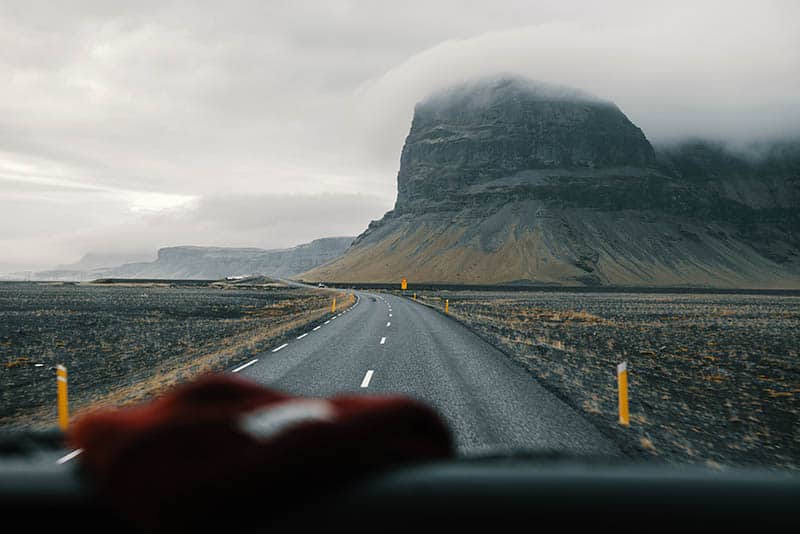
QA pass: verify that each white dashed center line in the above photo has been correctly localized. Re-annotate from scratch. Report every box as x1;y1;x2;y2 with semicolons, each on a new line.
389;314;392;317
56;449;83;464
272;343;289;353
232;359;258;373
380;336;386;345
360;370;374;388
386;322;391;327
313;325;321;331
324;320;331;324
297;333;308;339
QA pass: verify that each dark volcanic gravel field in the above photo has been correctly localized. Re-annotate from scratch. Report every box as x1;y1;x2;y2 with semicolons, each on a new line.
411;291;800;470
0;282;346;428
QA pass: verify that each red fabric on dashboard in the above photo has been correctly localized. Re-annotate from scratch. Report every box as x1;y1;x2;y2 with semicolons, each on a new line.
68;374;453;530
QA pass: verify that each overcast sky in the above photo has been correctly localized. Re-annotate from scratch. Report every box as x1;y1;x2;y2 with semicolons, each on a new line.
1;0;798;270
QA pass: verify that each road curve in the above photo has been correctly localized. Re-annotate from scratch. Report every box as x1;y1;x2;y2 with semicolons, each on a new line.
237;291;618;456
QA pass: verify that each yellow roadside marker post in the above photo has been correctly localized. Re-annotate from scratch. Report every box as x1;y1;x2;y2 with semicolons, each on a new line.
56;364;69;431
401;278;407;290
445;299;449;313
618;362;629;426
331;297;336;313
413;293;416;301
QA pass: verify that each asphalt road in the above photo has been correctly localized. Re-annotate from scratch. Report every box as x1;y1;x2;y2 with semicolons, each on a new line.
236;291;618;457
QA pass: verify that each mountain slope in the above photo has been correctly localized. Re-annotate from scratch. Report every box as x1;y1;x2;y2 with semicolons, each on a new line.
302;76;800;287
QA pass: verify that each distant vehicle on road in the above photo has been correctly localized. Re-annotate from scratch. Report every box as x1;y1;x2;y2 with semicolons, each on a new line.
318;283;326;288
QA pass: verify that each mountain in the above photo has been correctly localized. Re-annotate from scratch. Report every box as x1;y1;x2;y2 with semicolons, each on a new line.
302;76;800;287
34;237;354;281
54;252;156;272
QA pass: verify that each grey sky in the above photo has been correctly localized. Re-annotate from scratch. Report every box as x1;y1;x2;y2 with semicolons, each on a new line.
1;0;798;269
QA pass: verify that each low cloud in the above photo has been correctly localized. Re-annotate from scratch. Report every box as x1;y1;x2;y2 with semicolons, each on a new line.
355;6;800;165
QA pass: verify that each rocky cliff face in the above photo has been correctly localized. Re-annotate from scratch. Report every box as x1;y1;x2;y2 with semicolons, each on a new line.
303;76;800;287
394;77;656;214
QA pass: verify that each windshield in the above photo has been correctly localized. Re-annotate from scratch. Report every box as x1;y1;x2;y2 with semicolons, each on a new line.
1;1;798;476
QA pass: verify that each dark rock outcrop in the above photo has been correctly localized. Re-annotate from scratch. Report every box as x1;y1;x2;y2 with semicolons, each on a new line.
395;77;656;214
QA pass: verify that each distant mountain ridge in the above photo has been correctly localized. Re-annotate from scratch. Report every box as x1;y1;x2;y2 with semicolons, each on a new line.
302;75;800;287
54;252;156;272
33;237;354;281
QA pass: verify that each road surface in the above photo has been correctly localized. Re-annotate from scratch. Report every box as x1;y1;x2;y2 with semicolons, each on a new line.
235;291;618;456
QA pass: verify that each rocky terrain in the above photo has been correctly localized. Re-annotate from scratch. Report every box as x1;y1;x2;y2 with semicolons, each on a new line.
33;236;354;281
304;75;800;287
410;290;800;469
0;281;352;428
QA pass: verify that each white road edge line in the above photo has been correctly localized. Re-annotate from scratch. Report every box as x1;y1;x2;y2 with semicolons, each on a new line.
313;325;321;331
360;370;374;388
324;320;331;324
272;343;289;353
380;336;386;345
232;359;259;373
389;314;392;317
387;322;391;327
56;449;84;464
297;333;308;339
